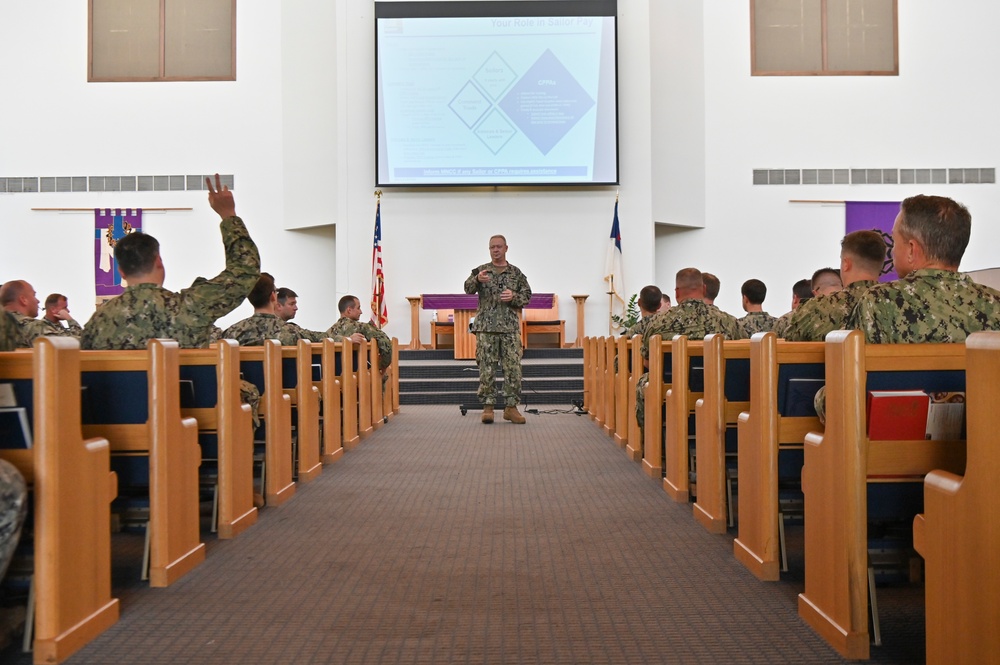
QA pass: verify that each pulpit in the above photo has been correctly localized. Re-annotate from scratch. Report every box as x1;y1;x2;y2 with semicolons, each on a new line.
415;294;558;360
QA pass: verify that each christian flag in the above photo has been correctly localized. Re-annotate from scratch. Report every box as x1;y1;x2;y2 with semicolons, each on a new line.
371;198;388;328
604;197;625;327
95;208;142;302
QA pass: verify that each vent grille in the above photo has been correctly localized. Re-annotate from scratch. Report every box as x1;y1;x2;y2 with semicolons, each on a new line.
0;174;235;194
753;167;994;186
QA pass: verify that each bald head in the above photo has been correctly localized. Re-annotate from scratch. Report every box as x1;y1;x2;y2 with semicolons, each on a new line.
0;280;39;318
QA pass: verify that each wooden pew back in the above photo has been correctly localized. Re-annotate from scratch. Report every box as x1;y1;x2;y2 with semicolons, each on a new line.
279;341;322;481
625;335;643;462
914;331;1000;664
613;335;630;448
239;340;295;506
797;330;966;659
733;333;825;581
693;335;751;533
663;336;706;502
79;341;205;588
178;340;257;539
0;339;120;663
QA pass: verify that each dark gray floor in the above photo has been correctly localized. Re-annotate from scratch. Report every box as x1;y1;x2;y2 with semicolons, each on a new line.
3;405;924;664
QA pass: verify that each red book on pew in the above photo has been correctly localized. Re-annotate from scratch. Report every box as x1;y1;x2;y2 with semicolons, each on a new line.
866;390;929;440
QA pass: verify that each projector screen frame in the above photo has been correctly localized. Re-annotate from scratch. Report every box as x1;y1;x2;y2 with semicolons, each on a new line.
374;0;620;189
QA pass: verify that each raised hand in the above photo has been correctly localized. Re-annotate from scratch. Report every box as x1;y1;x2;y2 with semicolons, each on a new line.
205;173;237;219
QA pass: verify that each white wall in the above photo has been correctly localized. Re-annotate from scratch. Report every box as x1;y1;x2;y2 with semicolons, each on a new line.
655;1;1000;316
3;2;998;340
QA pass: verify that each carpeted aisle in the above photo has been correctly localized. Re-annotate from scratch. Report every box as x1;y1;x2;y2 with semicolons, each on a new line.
6;404;922;664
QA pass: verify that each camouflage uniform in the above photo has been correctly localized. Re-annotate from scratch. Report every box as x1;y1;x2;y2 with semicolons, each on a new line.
848;269;1000;343
9;312;49;348
222;313;309;347
82;216;260;350
41;316;83;338
782;280;876;342
737;311;778;337
815;270;1000;422
614;314;655;373
0;459;28;582
708;304;745;341
772;310;794;338
636;299;744;427
285;321;327;343
625;313;656;339
0;312;23;351
326;317;392;371
464;262;532;406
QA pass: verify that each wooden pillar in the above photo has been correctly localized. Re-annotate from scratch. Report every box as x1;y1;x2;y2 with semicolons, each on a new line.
572;294;588;348
406;296;422;349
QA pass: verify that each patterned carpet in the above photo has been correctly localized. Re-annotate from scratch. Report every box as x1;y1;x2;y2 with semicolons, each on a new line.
2;404;924;664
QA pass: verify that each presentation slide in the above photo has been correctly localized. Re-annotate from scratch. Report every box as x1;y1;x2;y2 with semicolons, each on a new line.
376;2;618;186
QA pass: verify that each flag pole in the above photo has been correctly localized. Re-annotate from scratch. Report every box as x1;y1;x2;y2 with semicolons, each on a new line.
608;191;619;335
608;275;614;335
373;190;383;330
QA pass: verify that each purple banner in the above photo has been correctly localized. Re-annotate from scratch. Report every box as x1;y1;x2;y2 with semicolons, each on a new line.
95;208;142;299
422;293;555;310
845;201;898;282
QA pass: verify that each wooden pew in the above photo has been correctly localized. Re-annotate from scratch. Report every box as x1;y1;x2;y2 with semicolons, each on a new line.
693;335;751;533
624;336;643;462
662;336;705;502
178;340;257;539
369;337;385;431
603;336;616;437
319;338;353;456
582;336;596;419
613;335;630;448
357;338;374;439
733;333;825;581
798;330;966;659
280;340;322;482
0;338;120;664
913;331;1000;664
592;337;607;429
79;340;205;588
642;335;670;479
240;340;295;506
385;337;400;418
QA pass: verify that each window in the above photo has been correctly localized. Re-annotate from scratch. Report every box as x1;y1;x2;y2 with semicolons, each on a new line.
89;0;236;82
751;0;897;76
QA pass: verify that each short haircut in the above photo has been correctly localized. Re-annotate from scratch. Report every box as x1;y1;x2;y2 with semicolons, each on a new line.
661;294;671;305
841;230;887;274
44;293;66;308
676;267;703;292
898;195;972;267
489;234;507;246
276;287;298;305
793;279;813;302
0;280;29;307
811;267;842;290
338;294;359;314
114;232;159;278
741;279;767;305
247;272;276;309
702;272;721;300
638;285;662;312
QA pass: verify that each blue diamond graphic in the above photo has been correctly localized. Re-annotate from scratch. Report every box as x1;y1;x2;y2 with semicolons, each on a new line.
498;49;596;155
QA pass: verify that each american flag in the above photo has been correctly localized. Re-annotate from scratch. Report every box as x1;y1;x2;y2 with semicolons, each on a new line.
371;198;388;328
